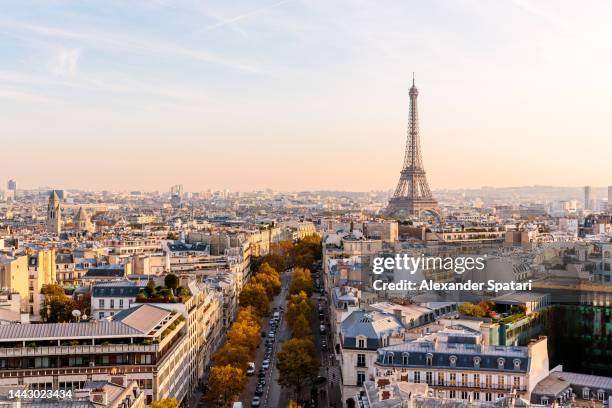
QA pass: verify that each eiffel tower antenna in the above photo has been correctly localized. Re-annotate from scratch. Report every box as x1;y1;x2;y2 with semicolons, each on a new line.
386;76;440;220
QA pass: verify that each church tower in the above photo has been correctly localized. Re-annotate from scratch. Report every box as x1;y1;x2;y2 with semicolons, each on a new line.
47;190;62;234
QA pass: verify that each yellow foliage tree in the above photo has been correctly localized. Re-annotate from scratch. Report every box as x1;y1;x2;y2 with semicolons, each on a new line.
239;282;270;316
206;365;246;406
151;398;179;408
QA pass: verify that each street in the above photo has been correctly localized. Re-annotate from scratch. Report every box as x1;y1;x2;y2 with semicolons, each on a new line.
239;269;293;408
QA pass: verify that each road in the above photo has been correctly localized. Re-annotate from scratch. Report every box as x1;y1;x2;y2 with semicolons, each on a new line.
239;269;293;408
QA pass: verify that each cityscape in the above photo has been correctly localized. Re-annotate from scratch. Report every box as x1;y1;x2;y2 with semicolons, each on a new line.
1;1;612;408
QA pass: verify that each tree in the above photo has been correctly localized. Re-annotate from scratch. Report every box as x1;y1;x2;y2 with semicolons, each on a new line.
288;401;302;408
289;268;313;296
145;279;156;297
253;272;281;297
151;398;179;408
292;313;311;338
227;320;260;353
277;338;319;400
164;273;179;290
236;306;260;326
239;282;270;316
41;284;66;297
286;291;312;326
213;343;251;369
206;365;246;406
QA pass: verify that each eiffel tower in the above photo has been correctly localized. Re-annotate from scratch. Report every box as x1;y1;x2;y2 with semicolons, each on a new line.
386;75;440;219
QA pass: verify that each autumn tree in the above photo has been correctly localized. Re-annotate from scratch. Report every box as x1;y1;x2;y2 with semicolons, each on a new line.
292;313;311;338
206;365;246;406
212;342;251;369
289;268;313;296
286;291;312;326
288;401;302;408
40;284;78;323
239;282;270;316
253;272;281;298
227;320;260;353
277;338;320;400
151;398;179;408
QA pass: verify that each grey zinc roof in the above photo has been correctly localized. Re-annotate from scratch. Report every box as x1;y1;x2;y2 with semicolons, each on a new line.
377;340;530;373
532;374;570;396
92;284;141;298
556;371;612;391
341;310;403;349
0;321;142;342
112;304;173;334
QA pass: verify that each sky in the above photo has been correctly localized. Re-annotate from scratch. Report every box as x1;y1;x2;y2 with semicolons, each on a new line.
1;0;611;192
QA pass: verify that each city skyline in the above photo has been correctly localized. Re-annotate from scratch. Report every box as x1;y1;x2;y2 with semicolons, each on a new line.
2;0;612;191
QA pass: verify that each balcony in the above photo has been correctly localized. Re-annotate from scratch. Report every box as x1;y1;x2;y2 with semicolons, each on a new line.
0;343;159;358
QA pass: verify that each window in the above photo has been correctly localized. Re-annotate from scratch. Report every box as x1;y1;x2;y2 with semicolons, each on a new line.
449;355;457;367
414;371;421;383
110;299;114;309
461;391;468;400
513;359;521;370
449;390;456;399
461;373;468;386
497;358;505;369
499;376;505;389
119;299;124;308
426;372;433;385
582;388;590;399
357;371;365;386
513;376;521;389
426;353;433;366
474;392;480;401
357;354;366;367
98;312;104;319
597;390;605;401
98;299;105;308
438;372;445;386
449;373;456;386
473;356;481;368
485;393;492;402
485;375;492;389
402;353;409;365
474;374;480;388
386;353;393;364
358;338;365;348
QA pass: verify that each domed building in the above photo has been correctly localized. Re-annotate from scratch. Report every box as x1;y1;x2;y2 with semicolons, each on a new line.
73;206;94;233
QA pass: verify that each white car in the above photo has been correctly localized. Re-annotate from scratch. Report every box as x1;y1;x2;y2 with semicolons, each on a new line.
246;362;255;376
262;359;270;369
251;396;261;407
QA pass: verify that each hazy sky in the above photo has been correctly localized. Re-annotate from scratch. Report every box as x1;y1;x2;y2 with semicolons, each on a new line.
1;0;611;192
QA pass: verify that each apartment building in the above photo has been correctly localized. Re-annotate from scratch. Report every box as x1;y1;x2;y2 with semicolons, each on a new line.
0;304;191;405
373;335;549;403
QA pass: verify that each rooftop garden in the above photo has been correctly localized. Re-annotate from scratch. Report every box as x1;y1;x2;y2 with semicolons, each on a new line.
458;301;527;324
135;274;192;304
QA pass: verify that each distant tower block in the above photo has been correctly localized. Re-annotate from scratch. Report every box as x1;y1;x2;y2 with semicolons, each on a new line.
47;190;62;234
386;75;440;220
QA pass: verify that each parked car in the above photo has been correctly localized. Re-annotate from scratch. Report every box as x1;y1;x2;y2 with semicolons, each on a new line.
251;396;261;407
319;325;326;334
255;385;264;396
246;362;255;376
262;359;270;370
268;331;275;339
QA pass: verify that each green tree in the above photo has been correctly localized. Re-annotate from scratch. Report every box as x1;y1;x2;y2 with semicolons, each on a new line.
277;338;319;400
164;273;179;290
145;279;156;297
206;365;247;406
151;398;179;408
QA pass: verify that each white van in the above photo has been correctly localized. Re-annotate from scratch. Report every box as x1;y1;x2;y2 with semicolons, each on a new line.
232;403;244;408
